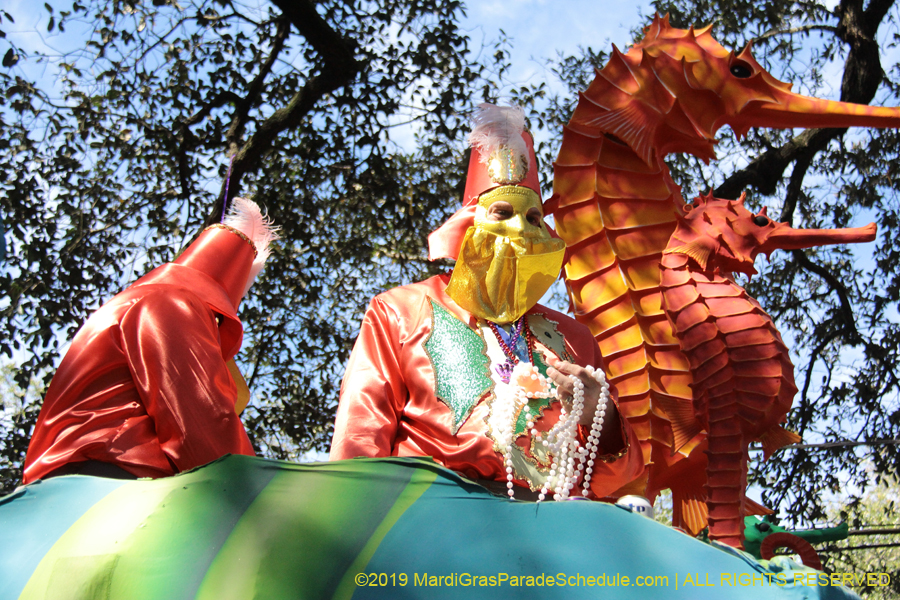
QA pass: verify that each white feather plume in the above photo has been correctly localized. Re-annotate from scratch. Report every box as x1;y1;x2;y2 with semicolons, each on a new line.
223;197;279;297
468;103;529;170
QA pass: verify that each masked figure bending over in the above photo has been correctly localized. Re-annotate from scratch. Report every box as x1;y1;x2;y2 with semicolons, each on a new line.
330;105;644;499
23;199;275;483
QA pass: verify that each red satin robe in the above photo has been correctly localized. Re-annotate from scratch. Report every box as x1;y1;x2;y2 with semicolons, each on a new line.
23;263;255;484
330;274;644;498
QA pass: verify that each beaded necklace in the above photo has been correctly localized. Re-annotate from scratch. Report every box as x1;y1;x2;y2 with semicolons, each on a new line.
490;362;610;502
487;316;535;383
485;317;611;502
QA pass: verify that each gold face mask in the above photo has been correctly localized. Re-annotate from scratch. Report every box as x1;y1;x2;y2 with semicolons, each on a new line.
446;186;566;323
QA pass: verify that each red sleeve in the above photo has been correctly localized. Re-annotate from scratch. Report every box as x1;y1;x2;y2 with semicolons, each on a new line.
118;289;255;472
330;297;408;459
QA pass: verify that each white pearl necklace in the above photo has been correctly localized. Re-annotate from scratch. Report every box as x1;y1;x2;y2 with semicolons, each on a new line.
491;362;610;502
487;362;552;499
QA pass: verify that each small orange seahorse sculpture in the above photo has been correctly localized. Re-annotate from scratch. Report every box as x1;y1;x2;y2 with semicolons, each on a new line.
660;192;876;547
547;14;900;537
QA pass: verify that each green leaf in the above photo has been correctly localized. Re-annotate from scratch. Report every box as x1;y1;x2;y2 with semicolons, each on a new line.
2;48;17;67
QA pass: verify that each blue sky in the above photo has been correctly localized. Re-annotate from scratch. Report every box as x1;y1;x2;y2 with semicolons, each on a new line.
461;0;650;91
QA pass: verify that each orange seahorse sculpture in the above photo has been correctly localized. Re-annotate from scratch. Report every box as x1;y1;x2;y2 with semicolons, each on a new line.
660;192;875;547
547;14;900;538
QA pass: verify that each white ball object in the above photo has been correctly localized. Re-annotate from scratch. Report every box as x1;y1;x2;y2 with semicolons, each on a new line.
616;495;654;519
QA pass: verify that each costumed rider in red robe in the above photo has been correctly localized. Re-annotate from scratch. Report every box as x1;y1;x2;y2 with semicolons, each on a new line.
331;104;644;500
22;198;277;483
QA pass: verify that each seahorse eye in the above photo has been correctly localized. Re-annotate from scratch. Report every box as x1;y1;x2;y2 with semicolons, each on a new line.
753;215;770;226
730;63;753;78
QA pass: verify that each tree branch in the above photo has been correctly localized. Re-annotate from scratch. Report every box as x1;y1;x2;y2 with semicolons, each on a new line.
778;147;815;223
835;0;885;104
819;542;900;551
174;91;243;202
848;527;900;535
792;250;862;343
715;0;887;200
768;329;839;510
267;0;356;74
203;0;361;226
225;17;291;155
862;0;895;37
182;91;242;127
777;438;900;449
135;15;192;65
752;24;838;43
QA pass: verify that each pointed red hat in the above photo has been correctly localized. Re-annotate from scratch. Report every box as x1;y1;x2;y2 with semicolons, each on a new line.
132;198;277;358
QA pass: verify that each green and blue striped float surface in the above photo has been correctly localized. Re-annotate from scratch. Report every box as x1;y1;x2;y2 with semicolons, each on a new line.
0;455;858;599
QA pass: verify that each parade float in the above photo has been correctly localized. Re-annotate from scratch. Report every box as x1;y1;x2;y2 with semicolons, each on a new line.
1;16;897;599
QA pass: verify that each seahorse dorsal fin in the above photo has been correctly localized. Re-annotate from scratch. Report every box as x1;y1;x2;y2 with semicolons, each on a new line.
574;102;661;166
664;237;717;270
757;425;802;460
654;394;705;454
